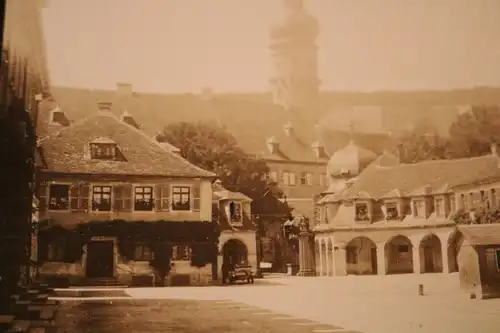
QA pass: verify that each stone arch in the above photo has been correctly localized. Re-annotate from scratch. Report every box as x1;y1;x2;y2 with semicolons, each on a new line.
447;230;464;273
385;235;413;274
345;236;378;275
419;233;442;273
222;239;248;267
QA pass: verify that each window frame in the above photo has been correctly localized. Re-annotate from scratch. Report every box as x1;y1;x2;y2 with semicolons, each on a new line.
171;185;192;212
133;185;155;212
228;201;243;225
434;197;445;217
171;244;192;261
413;199;426;218
91;185;113;212
319;173;327;187
89;142;118;160
385;202;399;220
48;183;71;212
134;244;153;261
354;202;370;221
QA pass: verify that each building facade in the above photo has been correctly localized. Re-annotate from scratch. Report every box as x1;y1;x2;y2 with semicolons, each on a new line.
312;142;500;278
0;0;51;306
36;102;220;287
212;180;259;275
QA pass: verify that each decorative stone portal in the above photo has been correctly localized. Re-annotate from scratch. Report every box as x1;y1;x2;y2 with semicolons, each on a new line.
385;235;414;274
222;239;249;266
419;234;443;273
346;236;378;275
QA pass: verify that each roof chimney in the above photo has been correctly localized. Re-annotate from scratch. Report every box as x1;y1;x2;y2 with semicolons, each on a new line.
121;110;140;129
311;141;325;158
266;136;279;154
283;122;294;137
97;101;112;114
116;82;133;95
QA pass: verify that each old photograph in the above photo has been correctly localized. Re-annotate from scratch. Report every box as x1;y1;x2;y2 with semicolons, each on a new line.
1;0;500;332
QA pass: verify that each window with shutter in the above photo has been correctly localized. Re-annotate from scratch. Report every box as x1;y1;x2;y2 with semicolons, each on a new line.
154;185;162;211
242;202;251;225
161;184;170;211
122;184;133;211
69;185;80;211
80;184;90;211
113;186;124;211
193;184;201;212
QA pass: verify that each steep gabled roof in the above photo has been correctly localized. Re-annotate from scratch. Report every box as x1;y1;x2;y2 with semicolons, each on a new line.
41;87;391;164
459;225;500;246
39;112;215;178
343;154;500;200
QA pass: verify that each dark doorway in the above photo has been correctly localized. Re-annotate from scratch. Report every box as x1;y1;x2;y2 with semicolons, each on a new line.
86;241;114;278
371;247;378;274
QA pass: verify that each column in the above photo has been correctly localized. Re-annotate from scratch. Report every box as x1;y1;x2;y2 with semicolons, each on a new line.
297;230;315;276
334;246;347;276
318;241;324;276
376;243;386;275
325;247;330;276
330;244;336;276
413;245;421;274
441;241;450;273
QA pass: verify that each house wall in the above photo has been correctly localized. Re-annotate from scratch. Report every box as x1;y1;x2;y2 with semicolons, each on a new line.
477;246;500;298
267;160;327;201
457;242;481;294
218;231;258;275
454;180;500;211
38;237;213;286
38;173;213;223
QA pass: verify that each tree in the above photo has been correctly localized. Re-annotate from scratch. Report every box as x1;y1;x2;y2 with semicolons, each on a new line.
156;120;285;202
447;105;500;158
393;119;450;164
394;105;500;164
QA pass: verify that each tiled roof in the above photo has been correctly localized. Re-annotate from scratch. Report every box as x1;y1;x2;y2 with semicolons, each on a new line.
41;87;392;164
344;154;500;200
212;182;252;202
38;112;216;178
327;140;379;176
459;225;500;246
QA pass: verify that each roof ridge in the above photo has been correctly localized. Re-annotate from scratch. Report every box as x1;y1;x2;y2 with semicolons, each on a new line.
38;113;101;144
373;154;495;170
103;113;217;178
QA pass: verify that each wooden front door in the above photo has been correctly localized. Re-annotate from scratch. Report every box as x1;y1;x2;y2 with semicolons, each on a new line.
86;241;114;278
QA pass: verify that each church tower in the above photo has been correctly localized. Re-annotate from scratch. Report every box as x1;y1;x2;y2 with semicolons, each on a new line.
269;0;321;111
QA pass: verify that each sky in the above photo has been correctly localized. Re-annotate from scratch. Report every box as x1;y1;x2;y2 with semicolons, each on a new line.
42;0;500;93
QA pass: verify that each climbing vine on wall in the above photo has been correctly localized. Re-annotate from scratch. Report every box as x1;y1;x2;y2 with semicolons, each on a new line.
38;220;221;269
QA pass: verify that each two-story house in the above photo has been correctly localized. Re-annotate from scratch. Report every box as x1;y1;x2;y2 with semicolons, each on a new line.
212;180;258;276
313;142;500;277
35;101;219;287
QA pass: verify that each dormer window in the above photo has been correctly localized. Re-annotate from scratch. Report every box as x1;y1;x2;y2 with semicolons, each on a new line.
434;197;444;217
355;203;370;221
229;201;243;224
89;138;119;160
413;199;425;217
385;202;399;220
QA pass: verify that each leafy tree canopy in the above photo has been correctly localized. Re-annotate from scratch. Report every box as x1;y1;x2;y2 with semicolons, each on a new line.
395;105;500;163
156;121;285;205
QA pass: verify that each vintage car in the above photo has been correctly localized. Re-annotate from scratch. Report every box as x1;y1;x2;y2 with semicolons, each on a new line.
226;265;254;285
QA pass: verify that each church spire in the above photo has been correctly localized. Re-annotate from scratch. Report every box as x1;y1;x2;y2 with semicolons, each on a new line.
269;0;320;112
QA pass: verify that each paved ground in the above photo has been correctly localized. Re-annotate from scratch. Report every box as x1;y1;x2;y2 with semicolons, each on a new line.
120;273;500;333
53;298;358;333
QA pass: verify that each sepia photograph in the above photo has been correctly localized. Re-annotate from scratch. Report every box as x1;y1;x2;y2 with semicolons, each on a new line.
1;0;500;332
